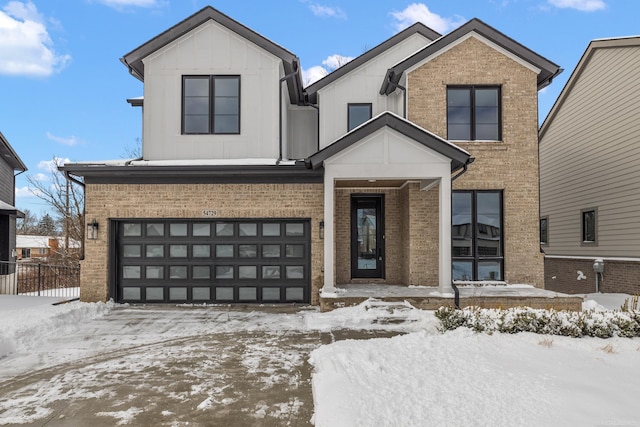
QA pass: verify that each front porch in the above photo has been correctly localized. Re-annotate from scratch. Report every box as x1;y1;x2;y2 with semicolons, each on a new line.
319;283;584;312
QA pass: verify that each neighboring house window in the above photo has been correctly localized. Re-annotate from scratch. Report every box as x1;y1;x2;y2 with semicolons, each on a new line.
540;216;548;245
348;103;372;131
182;75;240;135
22;248;31;258
452;190;503;281
582;208;597;244
447;86;501;141
38;248;48;255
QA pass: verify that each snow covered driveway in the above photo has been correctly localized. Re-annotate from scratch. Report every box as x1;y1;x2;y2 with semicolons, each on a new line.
0;303;393;426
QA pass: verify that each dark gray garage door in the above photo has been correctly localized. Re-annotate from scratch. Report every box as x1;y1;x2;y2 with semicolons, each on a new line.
114;219;310;304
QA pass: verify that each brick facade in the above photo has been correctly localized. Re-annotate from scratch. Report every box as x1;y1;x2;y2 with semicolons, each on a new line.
81;183;324;304
545;257;640;296
333;183;439;286
406;36;544;288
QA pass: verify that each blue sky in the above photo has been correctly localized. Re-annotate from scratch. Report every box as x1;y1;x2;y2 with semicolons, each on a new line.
1;0;637;217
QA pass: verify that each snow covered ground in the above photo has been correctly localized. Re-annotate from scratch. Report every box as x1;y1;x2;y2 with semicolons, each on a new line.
0;293;638;426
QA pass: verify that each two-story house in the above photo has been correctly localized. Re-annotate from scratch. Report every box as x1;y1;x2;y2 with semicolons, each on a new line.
540;36;640;296
60;6;560;305
0;131;27;292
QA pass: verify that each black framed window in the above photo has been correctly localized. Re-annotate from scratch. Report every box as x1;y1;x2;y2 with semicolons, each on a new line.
581;208;597;244
540;216;548;245
348;103;372;131
447;86;501;141
452;190;503;281
182;75;240;135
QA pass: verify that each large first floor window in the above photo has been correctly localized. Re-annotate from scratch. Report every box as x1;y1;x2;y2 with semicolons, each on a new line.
182;75;240;135
447;86;501;141
452;190;503;281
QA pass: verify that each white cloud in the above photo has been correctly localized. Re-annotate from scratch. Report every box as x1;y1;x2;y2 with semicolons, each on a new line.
0;1;70;77
46;132;81;146
322;54;355;69
302;54;355;86
38;157;70;173
390;3;465;34
95;0;160;8
307;2;346;19
15;185;39;198
547;0;606;11
302;65;328;86
32;172;49;182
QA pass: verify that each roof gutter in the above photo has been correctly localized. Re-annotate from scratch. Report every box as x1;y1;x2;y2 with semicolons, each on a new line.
382;72;407;118
452;157;475;181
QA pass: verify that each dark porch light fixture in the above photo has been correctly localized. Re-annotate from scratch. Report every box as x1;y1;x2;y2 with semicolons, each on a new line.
87;219;99;240
319;220;325;240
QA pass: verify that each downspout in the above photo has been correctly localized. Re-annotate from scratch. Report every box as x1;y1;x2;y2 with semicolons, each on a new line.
278;64;300;165
450;157;474;309
451;157;475;182
13;169;25;207
385;74;407;119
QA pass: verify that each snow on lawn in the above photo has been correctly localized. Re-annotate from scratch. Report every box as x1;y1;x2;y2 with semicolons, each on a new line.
0;293;639;426
0;295;111;359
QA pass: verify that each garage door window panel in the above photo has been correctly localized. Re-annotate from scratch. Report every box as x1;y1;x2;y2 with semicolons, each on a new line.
146;223;164;237
146;244;164;258
123;245;141;258
193;223;211;237
193;244;211;258
170;244;188;258
146;266;164;279
216;266;234;279
216;244;234;258
193;266;210;279
239;223;257;236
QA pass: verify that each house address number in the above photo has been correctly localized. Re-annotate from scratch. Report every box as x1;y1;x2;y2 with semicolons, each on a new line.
202;209;219;217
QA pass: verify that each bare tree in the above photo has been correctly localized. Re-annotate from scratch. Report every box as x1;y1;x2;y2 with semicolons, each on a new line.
122;137;142;159
16;209;39;234
26;157;84;261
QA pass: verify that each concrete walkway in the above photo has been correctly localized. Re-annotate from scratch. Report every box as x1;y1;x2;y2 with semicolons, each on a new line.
0;306;397;426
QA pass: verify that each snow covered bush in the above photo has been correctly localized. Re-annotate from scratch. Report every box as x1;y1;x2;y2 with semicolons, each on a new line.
435;306;640;338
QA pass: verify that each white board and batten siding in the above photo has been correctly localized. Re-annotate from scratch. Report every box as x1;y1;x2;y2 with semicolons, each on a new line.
540;41;640;258
317;33;432;149
142;20;282;161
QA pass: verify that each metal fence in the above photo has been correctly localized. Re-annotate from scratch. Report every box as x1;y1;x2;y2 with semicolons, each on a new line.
0;261;80;299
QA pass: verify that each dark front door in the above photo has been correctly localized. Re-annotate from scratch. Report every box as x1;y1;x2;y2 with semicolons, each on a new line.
351;195;384;278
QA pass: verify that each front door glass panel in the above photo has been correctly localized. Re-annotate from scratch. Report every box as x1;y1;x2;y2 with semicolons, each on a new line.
351;195;384;278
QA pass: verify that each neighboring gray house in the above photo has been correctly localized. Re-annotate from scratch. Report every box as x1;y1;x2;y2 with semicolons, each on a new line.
540;36;640;295
0;132;27;290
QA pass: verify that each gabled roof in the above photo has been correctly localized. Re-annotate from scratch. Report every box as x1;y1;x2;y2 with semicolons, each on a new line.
380;18;562;95
539;36;640;139
306;112;470;171
0;131;26;172
120;6;303;104
304;22;441;104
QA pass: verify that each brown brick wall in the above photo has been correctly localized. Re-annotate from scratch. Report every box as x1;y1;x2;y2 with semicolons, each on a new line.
81;183;324;304
407;36;544;287
545;257;640;296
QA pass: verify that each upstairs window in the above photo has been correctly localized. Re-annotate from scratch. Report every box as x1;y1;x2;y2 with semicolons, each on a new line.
182;75;240;135
348;103;372;131
447;86;501;141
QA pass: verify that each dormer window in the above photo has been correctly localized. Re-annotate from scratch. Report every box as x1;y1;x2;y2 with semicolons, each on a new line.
182;75;240;135
447;86;500;141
